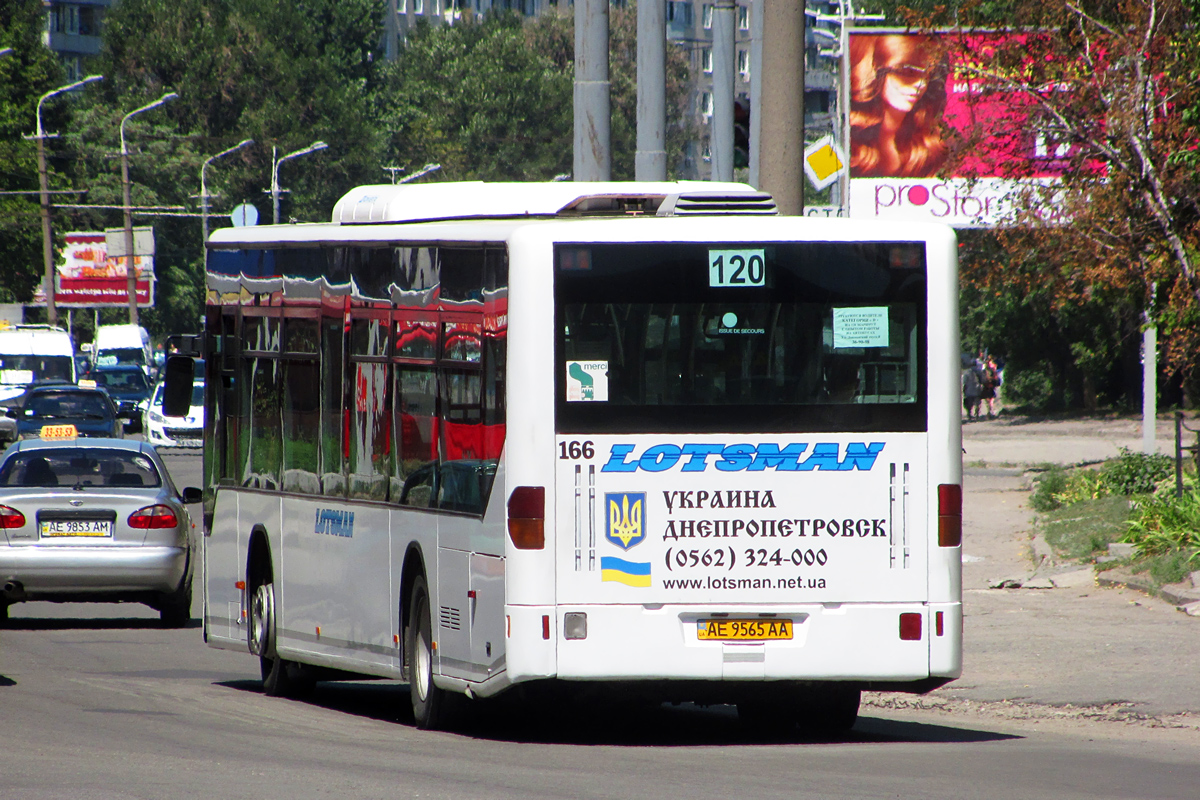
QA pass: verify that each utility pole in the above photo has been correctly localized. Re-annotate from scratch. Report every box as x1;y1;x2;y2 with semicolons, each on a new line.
752;0;804;214
201;139;254;272
574;0;611;181
120;92;178;325
27;75;103;327
710;0;736;182
635;0;667;181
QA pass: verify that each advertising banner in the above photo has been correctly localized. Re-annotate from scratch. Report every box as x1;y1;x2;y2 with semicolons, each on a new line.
848;31;1073;227
39;231;155;307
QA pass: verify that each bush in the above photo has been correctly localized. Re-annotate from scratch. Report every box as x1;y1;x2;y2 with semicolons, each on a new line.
1122;490;1200;567
1100;448;1173;496
1030;468;1069;511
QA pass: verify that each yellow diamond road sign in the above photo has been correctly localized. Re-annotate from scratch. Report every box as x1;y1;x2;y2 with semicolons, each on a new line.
804;135;846;192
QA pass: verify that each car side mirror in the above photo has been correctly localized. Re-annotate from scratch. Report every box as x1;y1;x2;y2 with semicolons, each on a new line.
163;355;195;418
181;486;203;504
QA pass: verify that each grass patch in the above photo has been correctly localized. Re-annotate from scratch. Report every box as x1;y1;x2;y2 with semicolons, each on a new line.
1129;550;1195;588
1039;495;1132;559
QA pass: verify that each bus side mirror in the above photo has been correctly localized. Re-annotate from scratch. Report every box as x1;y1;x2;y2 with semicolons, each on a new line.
162;355;195;418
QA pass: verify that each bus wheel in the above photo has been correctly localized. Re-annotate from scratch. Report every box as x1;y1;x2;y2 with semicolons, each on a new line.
797;685;861;738
406;575;447;729
250;581;310;698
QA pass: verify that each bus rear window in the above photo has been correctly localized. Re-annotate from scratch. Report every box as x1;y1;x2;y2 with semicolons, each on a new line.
555;242;926;434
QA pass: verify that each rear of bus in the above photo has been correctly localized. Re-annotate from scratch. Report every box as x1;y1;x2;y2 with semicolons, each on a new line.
502;218;961;719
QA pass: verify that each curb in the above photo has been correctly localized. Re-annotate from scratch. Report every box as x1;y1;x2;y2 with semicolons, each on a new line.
1095;567;1200;614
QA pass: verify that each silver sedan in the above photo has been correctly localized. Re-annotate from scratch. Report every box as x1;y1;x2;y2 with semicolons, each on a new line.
0;437;201;626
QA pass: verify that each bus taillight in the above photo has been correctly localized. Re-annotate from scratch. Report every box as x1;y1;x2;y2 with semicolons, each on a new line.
507;486;545;549
937;484;962;547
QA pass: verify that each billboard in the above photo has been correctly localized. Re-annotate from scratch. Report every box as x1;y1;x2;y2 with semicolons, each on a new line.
848;31;1072;227
34;231;156;307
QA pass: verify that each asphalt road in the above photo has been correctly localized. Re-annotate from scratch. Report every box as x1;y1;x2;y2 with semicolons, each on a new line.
2;446;1199;799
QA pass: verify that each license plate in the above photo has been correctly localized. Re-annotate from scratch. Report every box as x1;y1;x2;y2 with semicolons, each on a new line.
40;520;114;537
697;618;793;641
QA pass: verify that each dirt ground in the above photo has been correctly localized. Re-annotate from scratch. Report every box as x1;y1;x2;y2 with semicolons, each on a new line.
865;413;1200;734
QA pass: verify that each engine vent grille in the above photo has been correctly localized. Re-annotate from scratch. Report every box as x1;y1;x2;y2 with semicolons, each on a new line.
439;606;462;631
658;192;778;217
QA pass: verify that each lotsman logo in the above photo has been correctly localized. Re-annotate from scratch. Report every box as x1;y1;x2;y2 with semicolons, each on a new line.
314;508;355;538
600;443;885;473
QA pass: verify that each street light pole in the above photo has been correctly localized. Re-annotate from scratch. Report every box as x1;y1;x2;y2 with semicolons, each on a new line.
201;139;254;270
27;74;103;327
270;141;328;224
120;92;178;325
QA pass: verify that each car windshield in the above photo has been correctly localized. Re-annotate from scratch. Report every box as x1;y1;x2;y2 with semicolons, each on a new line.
90;370;148;392
0;448;162;488
0;355;74;384
95;348;145;368
26;392;110;419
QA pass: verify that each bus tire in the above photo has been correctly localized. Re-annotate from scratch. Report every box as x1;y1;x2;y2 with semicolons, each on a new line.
798;685;860;737
406;575;447;729
250;581;310;698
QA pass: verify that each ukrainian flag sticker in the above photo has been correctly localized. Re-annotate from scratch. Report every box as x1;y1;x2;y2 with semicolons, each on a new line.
601;556;652;588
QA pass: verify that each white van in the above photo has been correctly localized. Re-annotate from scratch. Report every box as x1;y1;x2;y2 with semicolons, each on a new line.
0;325;76;403
93;324;153;375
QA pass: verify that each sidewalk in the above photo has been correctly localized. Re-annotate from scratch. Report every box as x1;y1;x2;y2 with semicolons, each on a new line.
962;413;1180;467
934;414;1200;718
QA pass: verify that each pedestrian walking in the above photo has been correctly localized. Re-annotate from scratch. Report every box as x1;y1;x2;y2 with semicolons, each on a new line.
962;359;983;420
980;356;1002;418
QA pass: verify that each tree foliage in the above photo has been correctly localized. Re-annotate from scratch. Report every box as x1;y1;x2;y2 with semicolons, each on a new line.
0;2;695;339
948;0;1200;408
0;0;67;303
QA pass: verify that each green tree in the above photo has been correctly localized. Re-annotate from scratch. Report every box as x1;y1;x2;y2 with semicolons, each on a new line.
378;7;695;182
0;0;67;304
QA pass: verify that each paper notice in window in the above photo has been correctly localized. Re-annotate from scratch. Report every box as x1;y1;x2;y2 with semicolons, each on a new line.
833;307;889;349
566;361;609;402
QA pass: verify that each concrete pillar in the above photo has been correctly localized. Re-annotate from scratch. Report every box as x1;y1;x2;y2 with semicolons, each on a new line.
710;1;736;182
574;0;611;181
752;0;804;213
636;0;667;180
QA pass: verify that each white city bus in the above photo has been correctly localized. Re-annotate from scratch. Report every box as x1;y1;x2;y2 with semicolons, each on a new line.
196;181;962;733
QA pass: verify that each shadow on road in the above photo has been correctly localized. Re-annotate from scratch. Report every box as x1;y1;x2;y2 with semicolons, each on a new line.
217;679;1020;746
0;615;201;631
0;674;15;687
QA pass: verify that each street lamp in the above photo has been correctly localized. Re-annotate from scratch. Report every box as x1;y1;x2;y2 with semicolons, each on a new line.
27;74;103;328
270;141;328;224
201;139;254;269
120;91;178;324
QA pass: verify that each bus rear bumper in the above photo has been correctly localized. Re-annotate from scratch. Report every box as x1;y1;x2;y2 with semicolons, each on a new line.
509;601;960;685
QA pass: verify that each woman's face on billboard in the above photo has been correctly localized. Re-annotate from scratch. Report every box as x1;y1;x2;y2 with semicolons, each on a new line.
882;64;929;114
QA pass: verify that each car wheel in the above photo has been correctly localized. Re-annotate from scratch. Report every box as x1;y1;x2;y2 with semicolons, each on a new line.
158;577;192;629
250;581;310;698
0;602;8;623
406;575;447;729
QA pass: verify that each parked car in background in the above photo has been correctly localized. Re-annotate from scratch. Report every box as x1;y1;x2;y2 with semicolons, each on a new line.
143;379;204;448
11;385;121;440
84;366;152;433
0;437;200;626
0;325;76;405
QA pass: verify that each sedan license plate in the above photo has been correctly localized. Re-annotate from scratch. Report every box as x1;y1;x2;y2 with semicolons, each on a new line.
697;618;793;641
40;519;114;538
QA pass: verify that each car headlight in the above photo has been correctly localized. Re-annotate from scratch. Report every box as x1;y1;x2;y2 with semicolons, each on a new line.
149;412;165;423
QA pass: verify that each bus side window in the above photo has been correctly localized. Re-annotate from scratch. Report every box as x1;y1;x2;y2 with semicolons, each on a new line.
395;366;437;505
320;314;346;497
